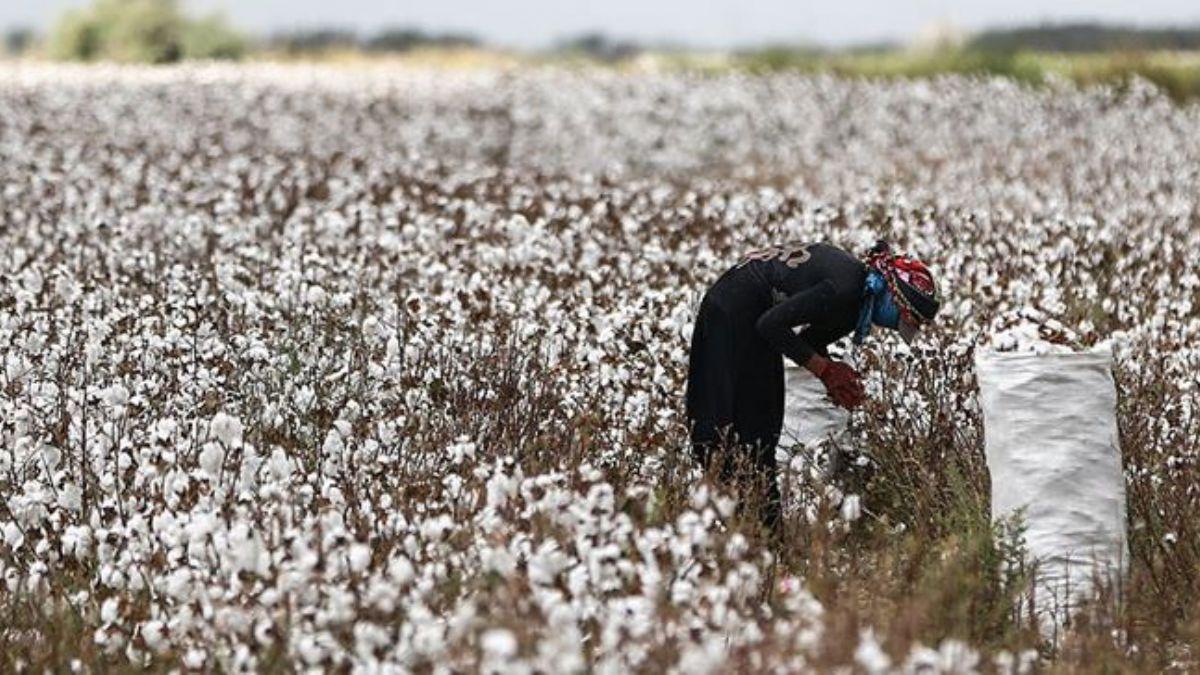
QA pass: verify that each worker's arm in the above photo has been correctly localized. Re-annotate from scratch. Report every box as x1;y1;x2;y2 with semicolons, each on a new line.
754;280;838;368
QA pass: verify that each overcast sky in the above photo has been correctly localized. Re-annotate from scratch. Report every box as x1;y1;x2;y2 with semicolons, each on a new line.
5;0;1200;49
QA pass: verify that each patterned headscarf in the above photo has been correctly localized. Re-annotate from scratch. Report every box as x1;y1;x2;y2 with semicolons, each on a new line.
865;241;940;325
853;241;940;345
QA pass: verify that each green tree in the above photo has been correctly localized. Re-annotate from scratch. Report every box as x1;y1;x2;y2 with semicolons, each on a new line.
48;0;243;63
4;27;36;56
182;14;246;60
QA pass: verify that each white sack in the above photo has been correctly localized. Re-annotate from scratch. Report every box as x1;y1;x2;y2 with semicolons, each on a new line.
975;344;1127;631
782;364;847;448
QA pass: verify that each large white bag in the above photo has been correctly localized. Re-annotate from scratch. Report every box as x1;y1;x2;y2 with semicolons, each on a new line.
975;344;1127;631
782;364;847;448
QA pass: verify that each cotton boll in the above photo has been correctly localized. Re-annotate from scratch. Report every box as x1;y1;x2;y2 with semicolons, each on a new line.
322;428;345;456
266;447;293;483
854;629;891;674
182;649;206;669
41;445;62;472
197;443;225;480
140;620;169;654
210;412;244;447
57;482;82;512
305;285;328;306
62;525;92;559
362;315;382;341
387;554;415;585
840;494;862;522
103;384;129;410
348;543;371;574
100;597;120;624
3;522;24;549
480;628;518;659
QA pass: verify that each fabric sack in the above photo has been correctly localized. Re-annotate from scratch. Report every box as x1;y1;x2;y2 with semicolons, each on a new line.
976;343;1127;633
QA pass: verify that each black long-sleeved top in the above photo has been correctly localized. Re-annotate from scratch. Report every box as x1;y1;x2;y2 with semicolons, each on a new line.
739;242;868;366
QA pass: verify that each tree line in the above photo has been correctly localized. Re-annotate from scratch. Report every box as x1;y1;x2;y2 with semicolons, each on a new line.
3;2;1200;62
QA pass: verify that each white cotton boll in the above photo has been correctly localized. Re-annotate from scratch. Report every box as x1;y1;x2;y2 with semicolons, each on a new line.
3;522;24;549
481;546;517;577
485;471;516;509
62;525;92;559
903;644;941;673
362;315;382;340
937;639;980;672
182;649;206;669
84;340;103;368
102;384;129;409
348;543;371;574
854;629;891;674
163;568;192;601
994;649;1038;674
305;285;327;306
254;619;275;646
294;386;315;412
24;332;45;355
840;494;862;522
480;628;518;659
58;482;82;512
322;428;345;456
5;355;30;385
100;597;120;624
141;621;169;654
387;554;415;585
55;275;80;304
41;445;62;472
198;443;225;480
675;637;727;674
419;515;454;542
22;267;44;295
724;534;748;561
528;542;567;586
210;412;244;447
448;438;476;465
227;523;266;576
296;634;326;666
246;341;271;361
267;447;293;483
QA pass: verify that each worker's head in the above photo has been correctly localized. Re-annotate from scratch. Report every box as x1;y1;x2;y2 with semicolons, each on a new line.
866;242;940;343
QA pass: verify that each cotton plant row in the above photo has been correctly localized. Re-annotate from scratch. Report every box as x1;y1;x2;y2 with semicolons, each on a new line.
2;434;817;672
0;63;1197;670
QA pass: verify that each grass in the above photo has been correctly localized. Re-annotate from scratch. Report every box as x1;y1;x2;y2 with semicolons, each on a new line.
733;47;1200;102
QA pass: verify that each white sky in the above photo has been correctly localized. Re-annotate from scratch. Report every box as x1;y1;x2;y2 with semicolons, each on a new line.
5;0;1200;49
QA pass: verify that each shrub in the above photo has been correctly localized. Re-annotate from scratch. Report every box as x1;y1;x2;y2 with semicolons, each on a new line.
181;14;246;61
48;0;243;63
3;28;36;56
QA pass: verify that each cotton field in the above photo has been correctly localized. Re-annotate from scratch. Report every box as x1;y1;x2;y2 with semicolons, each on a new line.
1;64;1199;672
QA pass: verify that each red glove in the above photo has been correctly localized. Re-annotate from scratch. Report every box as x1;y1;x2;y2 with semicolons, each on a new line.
809;358;865;410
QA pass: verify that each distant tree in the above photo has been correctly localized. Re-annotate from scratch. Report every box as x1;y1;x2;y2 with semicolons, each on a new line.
4;27;35;56
50;0;185;63
268;29;360;55
50;8;107;61
181;14;246;60
48;0;244;63
556;32;641;62
970;23;1200;53
364;27;479;53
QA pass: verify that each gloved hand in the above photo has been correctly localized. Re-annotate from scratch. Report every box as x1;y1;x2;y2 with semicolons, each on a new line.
808;357;865;410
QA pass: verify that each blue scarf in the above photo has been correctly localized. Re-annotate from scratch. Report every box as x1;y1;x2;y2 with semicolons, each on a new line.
853;270;901;345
